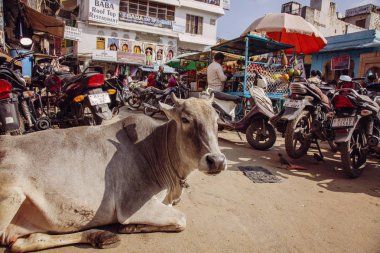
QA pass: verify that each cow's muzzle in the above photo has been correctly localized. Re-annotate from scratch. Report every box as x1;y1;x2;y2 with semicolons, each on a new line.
199;153;227;174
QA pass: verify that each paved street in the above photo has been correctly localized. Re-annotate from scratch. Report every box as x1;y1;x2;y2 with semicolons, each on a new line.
38;107;380;253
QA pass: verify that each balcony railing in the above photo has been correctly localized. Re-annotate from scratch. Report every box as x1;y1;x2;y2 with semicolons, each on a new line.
194;0;220;6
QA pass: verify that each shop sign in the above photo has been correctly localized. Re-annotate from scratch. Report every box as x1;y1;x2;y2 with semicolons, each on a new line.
88;0;119;25
92;50;117;62
117;52;145;65
172;24;185;33
345;4;374;17
64;26;82;41
222;0;230;10
331;56;350;70
119;12;172;29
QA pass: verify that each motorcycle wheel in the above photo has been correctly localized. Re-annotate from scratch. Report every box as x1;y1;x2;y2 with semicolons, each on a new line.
83;106;103;126
285;110;312;159
144;98;158;117
340;129;367;178
246;121;276;150
127;94;142;109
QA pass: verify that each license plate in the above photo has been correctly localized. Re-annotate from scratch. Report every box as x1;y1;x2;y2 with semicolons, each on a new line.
332;117;356;128
284;99;303;108
88;93;111;106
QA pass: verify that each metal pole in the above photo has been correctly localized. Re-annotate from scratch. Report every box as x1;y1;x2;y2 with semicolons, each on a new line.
243;36;249;97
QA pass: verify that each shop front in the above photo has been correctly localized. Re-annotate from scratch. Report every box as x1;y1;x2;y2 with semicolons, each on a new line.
311;29;380;81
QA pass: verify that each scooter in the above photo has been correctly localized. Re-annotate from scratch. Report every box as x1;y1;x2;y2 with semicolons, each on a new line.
204;76;277;150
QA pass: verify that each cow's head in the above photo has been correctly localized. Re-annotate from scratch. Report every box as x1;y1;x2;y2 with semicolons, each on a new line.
160;94;227;175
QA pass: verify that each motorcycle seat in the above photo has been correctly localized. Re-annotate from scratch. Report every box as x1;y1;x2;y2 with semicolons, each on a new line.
61;74;83;87
212;91;242;103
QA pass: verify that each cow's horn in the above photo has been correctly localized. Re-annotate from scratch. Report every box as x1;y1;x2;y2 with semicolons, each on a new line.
171;93;182;107
209;93;214;103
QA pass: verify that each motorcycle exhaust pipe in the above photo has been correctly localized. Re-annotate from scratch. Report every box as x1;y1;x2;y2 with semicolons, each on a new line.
368;136;380;153
21;100;33;127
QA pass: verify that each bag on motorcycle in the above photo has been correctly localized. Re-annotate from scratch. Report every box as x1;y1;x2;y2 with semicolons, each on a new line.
0;94;21;132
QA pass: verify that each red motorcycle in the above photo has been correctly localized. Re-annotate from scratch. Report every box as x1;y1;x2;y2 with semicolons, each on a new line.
34;57;112;127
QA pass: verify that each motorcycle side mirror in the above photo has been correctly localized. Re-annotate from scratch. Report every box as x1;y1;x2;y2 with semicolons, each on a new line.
20;37;33;49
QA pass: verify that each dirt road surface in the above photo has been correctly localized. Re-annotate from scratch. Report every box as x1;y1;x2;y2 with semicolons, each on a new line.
6;108;380;253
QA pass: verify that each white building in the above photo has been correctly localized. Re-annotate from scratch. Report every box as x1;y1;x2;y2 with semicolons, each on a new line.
281;0;365;37
75;0;227;74
343;4;380;31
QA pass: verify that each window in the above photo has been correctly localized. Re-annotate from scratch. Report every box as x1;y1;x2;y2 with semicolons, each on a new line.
186;14;203;35
356;19;366;28
119;0;175;21
96;37;105;50
210;18;216;25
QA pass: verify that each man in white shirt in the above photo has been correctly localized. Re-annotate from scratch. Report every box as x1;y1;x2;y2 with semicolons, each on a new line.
207;53;227;92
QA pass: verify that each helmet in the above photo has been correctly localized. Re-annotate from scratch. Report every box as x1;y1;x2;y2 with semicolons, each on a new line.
256;74;268;89
339;75;352;82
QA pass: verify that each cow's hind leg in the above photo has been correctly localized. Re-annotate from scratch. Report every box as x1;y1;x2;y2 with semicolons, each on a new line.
0;187;25;246
9;230;120;253
118;199;186;234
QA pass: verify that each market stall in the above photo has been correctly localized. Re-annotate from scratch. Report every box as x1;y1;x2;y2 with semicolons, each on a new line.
211;34;294;99
173;51;242;94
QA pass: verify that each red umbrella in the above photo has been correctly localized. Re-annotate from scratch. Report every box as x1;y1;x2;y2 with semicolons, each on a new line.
242;13;327;54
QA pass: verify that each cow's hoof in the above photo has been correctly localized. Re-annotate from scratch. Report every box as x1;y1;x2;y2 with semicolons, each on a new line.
88;231;121;249
118;224;145;234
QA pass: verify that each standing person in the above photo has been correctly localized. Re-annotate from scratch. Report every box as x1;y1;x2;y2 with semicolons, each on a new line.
207;53;227;92
155;66;165;89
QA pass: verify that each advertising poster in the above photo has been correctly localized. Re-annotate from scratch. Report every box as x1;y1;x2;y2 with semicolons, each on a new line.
132;41;143;54
331;55;351;70
166;46;175;61
119;39;132;53
88;0;120;25
117;52;145;65
107;38;119;51
156;45;164;64
144;43;156;65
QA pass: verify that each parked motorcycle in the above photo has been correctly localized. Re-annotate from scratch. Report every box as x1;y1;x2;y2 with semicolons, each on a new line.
204;84;276;150
143;83;189;117
0;49;48;134
103;76;130;115
330;76;380;178
36;57;112;127
127;84;150;109
272;78;336;159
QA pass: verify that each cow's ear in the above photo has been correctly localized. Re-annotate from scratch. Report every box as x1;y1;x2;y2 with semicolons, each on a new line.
159;102;176;120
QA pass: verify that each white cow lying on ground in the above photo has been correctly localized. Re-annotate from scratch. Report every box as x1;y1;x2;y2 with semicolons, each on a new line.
0;94;227;252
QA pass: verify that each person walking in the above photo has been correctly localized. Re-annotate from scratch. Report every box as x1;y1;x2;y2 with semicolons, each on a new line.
207;53;227;92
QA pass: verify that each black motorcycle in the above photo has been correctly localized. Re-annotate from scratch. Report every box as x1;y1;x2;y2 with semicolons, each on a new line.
272;78;336;159
143;83;189;117
331;80;380;178
0;53;48;135
103;76;130;115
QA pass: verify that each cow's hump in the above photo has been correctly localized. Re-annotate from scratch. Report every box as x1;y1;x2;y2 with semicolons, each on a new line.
122;114;162;144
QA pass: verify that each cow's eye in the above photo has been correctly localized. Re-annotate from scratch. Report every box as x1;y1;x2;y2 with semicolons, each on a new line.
181;117;190;124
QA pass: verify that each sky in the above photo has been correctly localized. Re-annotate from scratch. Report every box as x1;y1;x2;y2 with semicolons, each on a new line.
217;0;380;39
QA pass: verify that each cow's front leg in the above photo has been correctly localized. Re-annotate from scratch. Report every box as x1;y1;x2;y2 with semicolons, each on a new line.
118;199;186;234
